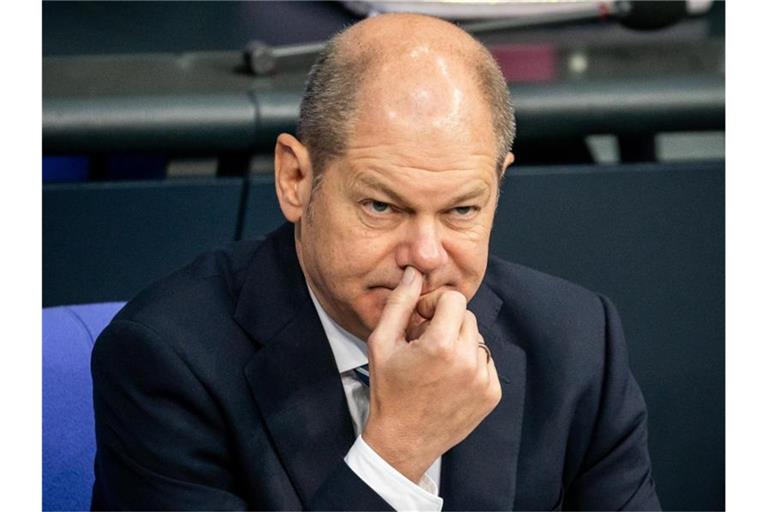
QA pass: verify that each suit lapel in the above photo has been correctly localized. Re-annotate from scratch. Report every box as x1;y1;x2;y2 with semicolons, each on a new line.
440;282;528;511
234;224;528;509
234;224;356;506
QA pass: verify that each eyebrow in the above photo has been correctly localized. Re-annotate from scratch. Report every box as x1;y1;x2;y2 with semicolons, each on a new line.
451;187;490;205
353;174;489;208
354;174;409;205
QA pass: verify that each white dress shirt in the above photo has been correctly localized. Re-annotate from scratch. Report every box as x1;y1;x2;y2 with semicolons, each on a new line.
307;286;443;511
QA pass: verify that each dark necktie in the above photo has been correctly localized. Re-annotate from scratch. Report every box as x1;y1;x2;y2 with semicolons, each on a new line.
353;364;370;387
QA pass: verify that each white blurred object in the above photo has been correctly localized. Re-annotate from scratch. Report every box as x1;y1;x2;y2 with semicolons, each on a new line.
342;1;616;20
687;0;714;16
342;0;713;24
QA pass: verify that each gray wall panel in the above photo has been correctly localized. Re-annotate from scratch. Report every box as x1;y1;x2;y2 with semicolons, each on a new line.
241;175;286;238
491;161;724;511
43;178;243;306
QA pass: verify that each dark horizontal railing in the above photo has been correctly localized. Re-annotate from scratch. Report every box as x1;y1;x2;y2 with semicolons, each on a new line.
43;76;723;154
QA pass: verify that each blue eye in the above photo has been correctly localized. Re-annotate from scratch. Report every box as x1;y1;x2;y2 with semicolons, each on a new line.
453;206;474;215
363;200;392;215
371;201;390;213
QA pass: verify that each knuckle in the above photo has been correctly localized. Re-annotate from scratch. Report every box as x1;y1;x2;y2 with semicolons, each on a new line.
426;324;454;345
428;340;453;361
445;290;468;308
420;334;453;361
491;384;503;405
416;301;435;320
459;352;480;379
486;392;501;410
488;375;502;402
368;331;387;346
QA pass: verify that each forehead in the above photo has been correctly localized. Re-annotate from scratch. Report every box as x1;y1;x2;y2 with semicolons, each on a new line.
338;122;498;206
343;160;496;211
346;58;496;170
364;51;491;132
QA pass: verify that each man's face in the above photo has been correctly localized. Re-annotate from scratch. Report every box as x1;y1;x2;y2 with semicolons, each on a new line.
293;55;509;340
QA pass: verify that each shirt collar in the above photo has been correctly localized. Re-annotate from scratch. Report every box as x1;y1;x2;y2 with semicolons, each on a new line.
307;284;369;374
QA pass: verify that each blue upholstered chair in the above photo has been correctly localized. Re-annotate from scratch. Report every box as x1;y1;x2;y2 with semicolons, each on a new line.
42;302;125;511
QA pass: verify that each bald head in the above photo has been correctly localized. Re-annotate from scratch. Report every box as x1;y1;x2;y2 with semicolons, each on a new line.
297;13;515;179
338;13;482;61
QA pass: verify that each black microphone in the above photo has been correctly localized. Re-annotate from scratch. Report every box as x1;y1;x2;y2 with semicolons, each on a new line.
614;0;688;30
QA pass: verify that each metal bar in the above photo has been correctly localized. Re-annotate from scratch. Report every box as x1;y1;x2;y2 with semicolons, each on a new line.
43;76;723;154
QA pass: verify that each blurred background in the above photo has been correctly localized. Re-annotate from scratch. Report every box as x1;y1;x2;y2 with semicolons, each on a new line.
42;1;724;510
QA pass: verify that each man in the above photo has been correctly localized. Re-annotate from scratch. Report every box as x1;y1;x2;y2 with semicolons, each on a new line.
91;13;660;511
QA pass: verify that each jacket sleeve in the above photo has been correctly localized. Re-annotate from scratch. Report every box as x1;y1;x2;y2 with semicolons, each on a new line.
309;463;394;511
91;318;393;511
563;296;662;511
91;319;249;510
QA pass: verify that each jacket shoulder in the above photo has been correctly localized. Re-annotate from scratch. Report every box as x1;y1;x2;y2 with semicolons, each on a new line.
100;239;265;359
486;255;605;313
120;239;260;316
485;255;610;358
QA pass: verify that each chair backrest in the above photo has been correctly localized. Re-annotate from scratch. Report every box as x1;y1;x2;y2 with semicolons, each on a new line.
42;302;125;511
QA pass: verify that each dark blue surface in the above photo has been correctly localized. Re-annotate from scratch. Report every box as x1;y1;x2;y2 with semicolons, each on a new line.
490;161;724;510
42;302;126;511
43;1;357;56
43;156;90;183
43;178;243;307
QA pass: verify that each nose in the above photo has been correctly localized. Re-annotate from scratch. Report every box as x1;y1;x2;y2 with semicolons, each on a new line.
395;218;448;276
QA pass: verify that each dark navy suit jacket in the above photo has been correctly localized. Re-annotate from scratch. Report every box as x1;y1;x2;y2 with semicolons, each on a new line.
91;222;660;510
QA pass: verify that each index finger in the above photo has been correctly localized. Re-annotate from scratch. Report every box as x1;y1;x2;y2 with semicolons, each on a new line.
369;266;423;345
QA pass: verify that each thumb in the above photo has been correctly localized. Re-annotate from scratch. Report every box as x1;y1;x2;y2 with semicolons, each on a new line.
368;267;423;346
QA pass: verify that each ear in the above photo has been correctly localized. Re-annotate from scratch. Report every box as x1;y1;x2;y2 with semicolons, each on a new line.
274;133;314;223
500;152;515;180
